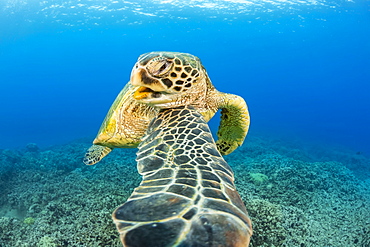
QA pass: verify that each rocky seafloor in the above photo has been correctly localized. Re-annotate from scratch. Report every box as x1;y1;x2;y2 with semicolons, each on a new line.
0;135;369;247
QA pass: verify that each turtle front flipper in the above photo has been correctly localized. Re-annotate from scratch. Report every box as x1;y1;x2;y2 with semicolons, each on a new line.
83;145;112;165
216;92;250;155
112;105;252;246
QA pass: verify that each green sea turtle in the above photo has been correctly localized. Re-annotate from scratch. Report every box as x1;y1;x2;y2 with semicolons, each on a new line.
83;52;250;165
112;105;253;246
108;52;252;246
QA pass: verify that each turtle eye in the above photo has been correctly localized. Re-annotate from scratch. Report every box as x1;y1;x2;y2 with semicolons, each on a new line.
152;60;172;77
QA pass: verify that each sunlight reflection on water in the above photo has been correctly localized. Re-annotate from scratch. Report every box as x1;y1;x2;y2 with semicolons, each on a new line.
1;0;352;26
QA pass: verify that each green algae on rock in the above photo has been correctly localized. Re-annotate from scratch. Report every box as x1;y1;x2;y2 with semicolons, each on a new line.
248;172;269;185
23;217;35;225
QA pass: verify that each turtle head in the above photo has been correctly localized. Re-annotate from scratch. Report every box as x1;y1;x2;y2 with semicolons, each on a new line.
130;51;209;108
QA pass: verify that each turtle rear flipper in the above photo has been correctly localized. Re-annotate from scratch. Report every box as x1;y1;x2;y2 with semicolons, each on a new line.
216;93;250;155
83;145;112;165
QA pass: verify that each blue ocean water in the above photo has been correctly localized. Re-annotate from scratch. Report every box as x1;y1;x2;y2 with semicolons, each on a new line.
0;0;369;154
1;2;370;246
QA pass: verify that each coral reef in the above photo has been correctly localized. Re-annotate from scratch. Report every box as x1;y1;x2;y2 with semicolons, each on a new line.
228;136;370;247
0;135;369;246
25;143;40;153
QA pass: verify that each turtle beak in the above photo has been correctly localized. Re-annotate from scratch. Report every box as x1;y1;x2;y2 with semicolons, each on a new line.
130;67;166;100
131;67;152;100
130;67;143;86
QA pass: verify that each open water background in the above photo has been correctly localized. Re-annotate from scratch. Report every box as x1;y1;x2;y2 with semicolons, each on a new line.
0;0;369;154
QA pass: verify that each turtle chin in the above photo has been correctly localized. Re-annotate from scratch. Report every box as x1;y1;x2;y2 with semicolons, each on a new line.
135;95;176;108
134;91;181;109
